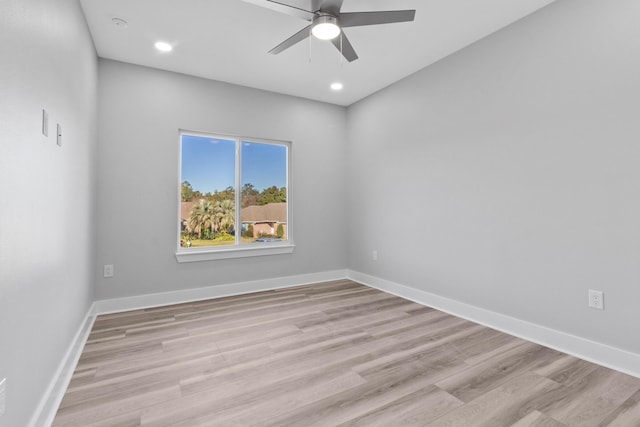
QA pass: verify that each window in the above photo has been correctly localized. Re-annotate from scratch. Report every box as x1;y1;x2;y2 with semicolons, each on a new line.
177;130;293;262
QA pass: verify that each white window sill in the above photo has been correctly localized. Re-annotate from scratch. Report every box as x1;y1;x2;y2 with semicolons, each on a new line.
175;243;295;263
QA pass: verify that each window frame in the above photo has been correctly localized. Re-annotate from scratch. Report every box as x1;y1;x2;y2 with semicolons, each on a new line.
176;129;294;263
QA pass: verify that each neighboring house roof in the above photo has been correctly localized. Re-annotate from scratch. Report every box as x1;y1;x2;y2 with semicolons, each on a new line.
241;202;287;223
181;200;198;222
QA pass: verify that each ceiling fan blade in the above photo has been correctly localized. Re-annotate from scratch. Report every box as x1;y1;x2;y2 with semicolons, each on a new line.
339;10;416;27
269;24;312;55
318;0;343;15
242;0;315;21
330;32;358;62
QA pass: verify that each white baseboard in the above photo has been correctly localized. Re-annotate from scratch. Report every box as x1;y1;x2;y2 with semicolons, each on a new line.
29;303;96;427
348;270;640;379
93;269;349;315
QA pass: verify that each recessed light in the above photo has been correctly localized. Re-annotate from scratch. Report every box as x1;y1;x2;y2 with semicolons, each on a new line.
330;82;344;91
154;41;173;52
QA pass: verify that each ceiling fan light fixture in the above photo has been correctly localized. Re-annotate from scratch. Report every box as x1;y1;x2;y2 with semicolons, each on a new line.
311;14;340;40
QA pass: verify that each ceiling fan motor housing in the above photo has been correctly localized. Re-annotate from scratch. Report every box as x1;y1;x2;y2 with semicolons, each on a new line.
312;13;340;39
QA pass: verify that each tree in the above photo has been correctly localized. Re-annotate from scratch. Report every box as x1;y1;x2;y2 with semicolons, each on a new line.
241;183;259;208
242;183;257;196
218;199;235;233
244;224;254;238
257;186;287;205
181;181;197;202
208;186;235;203
276;224;284;238
187;200;215;239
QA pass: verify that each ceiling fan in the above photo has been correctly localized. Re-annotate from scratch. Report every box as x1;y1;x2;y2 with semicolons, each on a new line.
242;0;416;62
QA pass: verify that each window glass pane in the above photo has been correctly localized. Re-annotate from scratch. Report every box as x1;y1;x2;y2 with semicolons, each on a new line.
180;135;236;248
240;141;287;244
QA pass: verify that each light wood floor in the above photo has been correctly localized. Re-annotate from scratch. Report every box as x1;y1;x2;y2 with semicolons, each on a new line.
53;280;640;426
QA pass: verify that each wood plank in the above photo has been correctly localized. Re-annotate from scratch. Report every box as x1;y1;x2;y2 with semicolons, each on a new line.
426;372;561;426
536;366;640;426
436;342;565;402
599;388;640;426
264;353;468;426
511;410;566;427
338;385;463;426
53;385;180;426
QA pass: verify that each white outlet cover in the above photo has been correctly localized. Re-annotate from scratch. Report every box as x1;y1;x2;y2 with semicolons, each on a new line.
103;264;114;278
588;289;604;310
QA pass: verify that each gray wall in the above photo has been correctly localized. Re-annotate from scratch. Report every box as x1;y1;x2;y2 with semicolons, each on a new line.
0;0;97;425
95;60;348;300
347;0;640;355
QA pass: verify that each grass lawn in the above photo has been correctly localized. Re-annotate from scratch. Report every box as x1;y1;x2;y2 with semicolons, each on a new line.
185;237;256;247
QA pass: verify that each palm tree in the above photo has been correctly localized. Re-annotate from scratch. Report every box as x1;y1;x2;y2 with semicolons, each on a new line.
212;200;224;233
187;200;215;239
219;199;235;233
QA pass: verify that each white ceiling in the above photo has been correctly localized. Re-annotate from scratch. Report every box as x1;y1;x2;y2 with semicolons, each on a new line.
80;0;556;106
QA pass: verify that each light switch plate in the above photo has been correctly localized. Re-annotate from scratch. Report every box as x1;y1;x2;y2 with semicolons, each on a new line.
0;377;6;416
42;109;48;137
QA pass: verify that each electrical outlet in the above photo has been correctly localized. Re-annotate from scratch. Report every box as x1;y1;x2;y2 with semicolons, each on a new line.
588;289;604;310
103;264;114;278
0;377;6;416
372;250;378;261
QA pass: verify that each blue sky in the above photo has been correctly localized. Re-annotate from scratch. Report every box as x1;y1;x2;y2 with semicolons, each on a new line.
181;135;287;193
